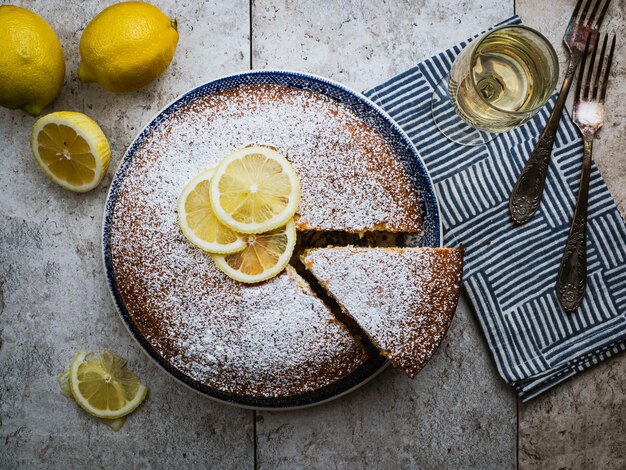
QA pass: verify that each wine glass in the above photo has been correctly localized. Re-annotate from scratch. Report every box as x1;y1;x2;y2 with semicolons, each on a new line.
431;25;560;146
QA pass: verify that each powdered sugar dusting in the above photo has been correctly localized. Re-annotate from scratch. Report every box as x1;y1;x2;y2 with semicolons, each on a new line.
113;84;421;234
111;215;368;397
302;247;464;379
107;84;435;397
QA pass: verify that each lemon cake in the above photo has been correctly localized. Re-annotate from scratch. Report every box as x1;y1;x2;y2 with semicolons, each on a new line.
109;83;428;399
301;247;464;378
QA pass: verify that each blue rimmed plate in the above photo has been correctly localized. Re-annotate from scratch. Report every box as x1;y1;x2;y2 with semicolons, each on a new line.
102;70;442;409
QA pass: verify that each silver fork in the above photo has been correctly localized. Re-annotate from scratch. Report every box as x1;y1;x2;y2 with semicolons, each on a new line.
509;0;611;224
556;33;616;312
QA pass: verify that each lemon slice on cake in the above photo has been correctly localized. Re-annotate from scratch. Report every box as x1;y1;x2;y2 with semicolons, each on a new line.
30;111;110;192
178;168;247;254
69;350;148;419
212;219;296;283
210;146;301;234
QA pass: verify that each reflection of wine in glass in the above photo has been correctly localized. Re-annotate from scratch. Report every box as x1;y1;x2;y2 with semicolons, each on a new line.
449;28;557;133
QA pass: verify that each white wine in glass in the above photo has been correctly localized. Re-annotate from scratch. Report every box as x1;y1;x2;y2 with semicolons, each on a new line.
432;25;559;146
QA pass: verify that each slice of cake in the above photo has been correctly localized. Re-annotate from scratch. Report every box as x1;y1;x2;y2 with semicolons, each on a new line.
301;246;464;378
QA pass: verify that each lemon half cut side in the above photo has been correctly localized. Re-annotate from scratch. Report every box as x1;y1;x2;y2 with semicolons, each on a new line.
30;111;110;192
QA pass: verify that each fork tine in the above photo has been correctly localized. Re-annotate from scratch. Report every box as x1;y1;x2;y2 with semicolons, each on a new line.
569;0;584;29
576;34;592;101
583;33;600;99
599;35;616;102
579;0;595;25
572;0;584;19
592;34;609;99
595;0;612;29
585;0;603;28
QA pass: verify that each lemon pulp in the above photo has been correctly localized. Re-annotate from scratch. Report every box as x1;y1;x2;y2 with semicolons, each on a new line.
31;111;110;192
210;146;301;234
178;168;246;254
58;367;127;431
212;219;297;283
70;350;147;420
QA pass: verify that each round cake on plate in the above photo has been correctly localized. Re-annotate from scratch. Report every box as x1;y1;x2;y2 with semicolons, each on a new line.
104;72;451;408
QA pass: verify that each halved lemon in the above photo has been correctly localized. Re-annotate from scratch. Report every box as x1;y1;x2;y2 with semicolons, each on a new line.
212;219;296;283
30;111;110;192
210;146;301;234
69;350;148;419
178;168;246;254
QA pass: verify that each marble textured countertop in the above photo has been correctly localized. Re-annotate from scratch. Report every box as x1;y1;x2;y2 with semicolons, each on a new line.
1;1;624;468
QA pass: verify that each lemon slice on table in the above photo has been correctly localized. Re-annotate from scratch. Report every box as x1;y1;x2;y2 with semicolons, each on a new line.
30;111;110;192
58;367;126;431
210;146;301;234
178;168;246;254
69;350;148;420
212;219;297;283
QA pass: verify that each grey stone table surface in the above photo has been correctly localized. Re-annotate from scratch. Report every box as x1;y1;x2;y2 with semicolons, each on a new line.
0;0;623;469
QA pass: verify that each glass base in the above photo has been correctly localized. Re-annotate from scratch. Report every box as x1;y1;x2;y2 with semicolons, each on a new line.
431;75;498;147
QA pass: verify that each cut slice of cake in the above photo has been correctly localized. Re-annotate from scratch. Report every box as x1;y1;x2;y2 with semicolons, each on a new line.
301;246;464;378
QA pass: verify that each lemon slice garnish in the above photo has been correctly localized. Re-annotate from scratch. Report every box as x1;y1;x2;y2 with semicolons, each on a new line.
30;111;110;192
211;219;296;283
69;350;148;420
178;168;246;254
210;146;301;234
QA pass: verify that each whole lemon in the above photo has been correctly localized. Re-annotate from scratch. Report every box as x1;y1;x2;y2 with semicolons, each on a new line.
0;6;65;117
78;2;178;93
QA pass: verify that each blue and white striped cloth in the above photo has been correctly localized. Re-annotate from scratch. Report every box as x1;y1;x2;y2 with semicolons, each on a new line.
364;16;626;400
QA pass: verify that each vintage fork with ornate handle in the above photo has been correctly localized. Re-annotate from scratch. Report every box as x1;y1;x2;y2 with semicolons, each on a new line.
508;0;611;224
556;33;616;312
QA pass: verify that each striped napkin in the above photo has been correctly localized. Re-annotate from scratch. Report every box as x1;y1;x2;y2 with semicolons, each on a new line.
364;16;626;400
